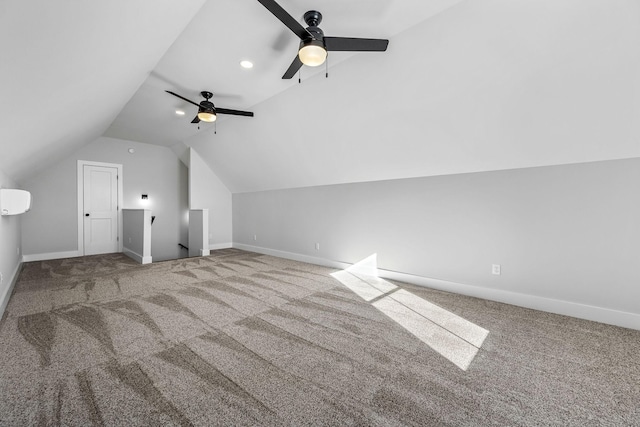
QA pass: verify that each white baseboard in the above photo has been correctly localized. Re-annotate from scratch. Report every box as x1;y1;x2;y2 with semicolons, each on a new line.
379;270;640;331
0;260;22;320
123;248;152;264
210;242;232;251
232;243;640;331
232;243;350;269
22;250;80;262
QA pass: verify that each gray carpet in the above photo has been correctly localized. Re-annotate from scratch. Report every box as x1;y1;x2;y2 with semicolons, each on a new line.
0;249;638;426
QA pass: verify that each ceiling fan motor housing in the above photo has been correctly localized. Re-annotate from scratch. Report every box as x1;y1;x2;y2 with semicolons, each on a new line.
300;24;325;60
299;36;324;51
199;100;216;114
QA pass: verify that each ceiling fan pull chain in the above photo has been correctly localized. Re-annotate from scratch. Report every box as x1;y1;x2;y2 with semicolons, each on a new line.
214;121;217;135
298;69;301;84
326;54;329;78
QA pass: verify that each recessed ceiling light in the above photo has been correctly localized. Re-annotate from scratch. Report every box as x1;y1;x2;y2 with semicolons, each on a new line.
240;60;254;69
175;109;185;116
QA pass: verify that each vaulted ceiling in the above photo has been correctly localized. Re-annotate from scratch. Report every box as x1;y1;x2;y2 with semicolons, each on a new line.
0;0;205;181
2;0;640;191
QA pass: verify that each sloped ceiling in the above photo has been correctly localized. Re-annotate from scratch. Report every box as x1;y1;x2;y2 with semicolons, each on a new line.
2;0;640;192
103;0;464;146
0;0;206;182
185;0;640;193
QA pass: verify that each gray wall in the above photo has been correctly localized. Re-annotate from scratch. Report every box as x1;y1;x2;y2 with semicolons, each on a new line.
234;157;640;318
189;148;232;247
22;137;189;262
122;209;150;262
0;168;22;314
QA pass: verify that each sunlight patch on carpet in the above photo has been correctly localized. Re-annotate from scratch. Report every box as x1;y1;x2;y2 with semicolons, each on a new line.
331;254;488;370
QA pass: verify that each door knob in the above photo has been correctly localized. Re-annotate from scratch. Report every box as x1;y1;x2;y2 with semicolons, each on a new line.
85;213;90;217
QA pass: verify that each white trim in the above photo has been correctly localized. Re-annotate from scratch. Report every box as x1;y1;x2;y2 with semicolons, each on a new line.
77;160;124;256
22;250;81;262
123;248;152;265
232;243;350;269
0;260;22;319
378;270;640;331
232;243;640;331
209;242;232;251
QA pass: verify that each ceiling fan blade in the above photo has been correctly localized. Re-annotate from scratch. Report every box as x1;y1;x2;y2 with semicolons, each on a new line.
324;37;389;52
282;55;303;79
191;115;200;124
216;108;254;117
165;90;201;108
257;0;313;40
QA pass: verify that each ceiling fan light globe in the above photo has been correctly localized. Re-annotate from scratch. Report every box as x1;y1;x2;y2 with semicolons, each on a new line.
298;44;327;67
198;111;217;122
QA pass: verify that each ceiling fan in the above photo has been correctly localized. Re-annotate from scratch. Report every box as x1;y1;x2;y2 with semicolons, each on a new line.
165;90;254;123
257;0;389;79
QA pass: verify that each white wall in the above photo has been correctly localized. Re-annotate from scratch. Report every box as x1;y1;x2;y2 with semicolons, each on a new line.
21;137;188;262
0;169;22;317
233;157;640;329
189;148;232;248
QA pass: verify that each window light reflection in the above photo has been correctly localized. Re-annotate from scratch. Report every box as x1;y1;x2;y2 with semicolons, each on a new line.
331;254;489;370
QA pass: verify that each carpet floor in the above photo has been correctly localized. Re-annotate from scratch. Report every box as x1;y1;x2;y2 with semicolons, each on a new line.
0;249;638;426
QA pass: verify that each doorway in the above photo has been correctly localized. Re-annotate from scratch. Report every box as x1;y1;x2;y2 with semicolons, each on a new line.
77;160;123;256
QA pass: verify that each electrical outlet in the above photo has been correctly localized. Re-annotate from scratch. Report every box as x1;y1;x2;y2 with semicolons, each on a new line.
0;272;3;284
315;243;320;251
128;237;132;244
253;234;257;241
492;264;501;275
16;247;19;255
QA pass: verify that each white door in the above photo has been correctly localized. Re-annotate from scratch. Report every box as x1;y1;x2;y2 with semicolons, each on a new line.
83;165;119;255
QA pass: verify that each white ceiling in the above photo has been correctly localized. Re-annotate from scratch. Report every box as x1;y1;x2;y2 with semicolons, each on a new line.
104;0;464;146
186;0;640;193
2;0;640;192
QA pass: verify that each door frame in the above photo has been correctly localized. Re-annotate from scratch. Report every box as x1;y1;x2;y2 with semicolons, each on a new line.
77;160;124;256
